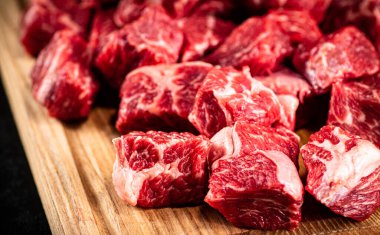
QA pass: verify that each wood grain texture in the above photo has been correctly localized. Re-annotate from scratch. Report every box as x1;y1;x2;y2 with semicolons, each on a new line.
0;0;379;234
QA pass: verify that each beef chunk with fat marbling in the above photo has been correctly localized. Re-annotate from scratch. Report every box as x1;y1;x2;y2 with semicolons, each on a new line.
112;131;209;208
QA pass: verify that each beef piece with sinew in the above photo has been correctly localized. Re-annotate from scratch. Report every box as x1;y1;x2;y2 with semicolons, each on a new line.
116;62;213;133
31;30;99;120
328;74;380;148
205;10;321;76
301;125;380;221
95;6;183;89
188;67;282;138
112;131;209;208
179;15;234;62
293;26;380;93
323;0;380;52
243;0;331;22
205;121;303;230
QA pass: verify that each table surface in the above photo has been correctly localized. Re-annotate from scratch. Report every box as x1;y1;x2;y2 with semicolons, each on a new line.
0;79;50;234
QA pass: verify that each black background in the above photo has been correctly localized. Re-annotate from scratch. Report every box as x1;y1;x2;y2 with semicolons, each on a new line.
0;79;51;234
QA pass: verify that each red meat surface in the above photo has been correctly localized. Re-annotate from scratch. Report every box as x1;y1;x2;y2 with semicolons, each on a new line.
88;8;118;61
256;68;312;102
243;0;331;22
188;67;282;137
205;10;321;76
301;125;380;221
31;30;99;120
95;6;183;88
116;62;213;133
21;2;84;56
293;26;379;93
323;0;380;52
191;0;235;18
179;15;234;62
328;75;380;148
256;68;314;130
205;121;303;230
265;10;322;46
112;131;209;208
31;0;92;28
113;0;234;27
204;16;292;75
113;0;153;26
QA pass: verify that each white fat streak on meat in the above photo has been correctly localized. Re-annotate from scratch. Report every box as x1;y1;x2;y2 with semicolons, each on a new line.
195;17;218;52
216;23;273;66
305;42;349;88
112;134;208;206
209;126;235;168
210;123;302;199
36;43;92;105
309;126;380;205
264;150;303;200
208;124;303;222
277;95;299;130
124;62;211;117
35;44;67;103
211;67;280;125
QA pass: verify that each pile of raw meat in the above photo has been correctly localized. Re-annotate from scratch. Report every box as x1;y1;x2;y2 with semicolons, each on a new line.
21;0;380;231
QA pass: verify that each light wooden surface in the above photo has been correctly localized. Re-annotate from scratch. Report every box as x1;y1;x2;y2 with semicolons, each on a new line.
1;0;380;234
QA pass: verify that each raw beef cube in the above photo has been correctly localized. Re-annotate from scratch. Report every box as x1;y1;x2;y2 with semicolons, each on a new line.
113;0;203;26
116;62;213;133
301;125;380;221
328;75;380;147
205;122;304;230
162;0;201;18
205;16;293;75
88;8;118;60
191;0;235;19
265;10;322;46
95;6;183;89
112;131;209;208
256;68;313;102
113;0;153;26
323;0;380;52
205;10;321;76
31;0;92;29
31;30;99;120
188;67;282;137
293;26;380;93
243;0;331;22
179;15;234;62
277;94;299;131
21;2;83;56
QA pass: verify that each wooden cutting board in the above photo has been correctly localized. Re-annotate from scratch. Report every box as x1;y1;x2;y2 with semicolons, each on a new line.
1;0;379;234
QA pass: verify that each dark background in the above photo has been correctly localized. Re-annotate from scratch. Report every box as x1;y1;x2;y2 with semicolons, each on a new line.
0;78;51;234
